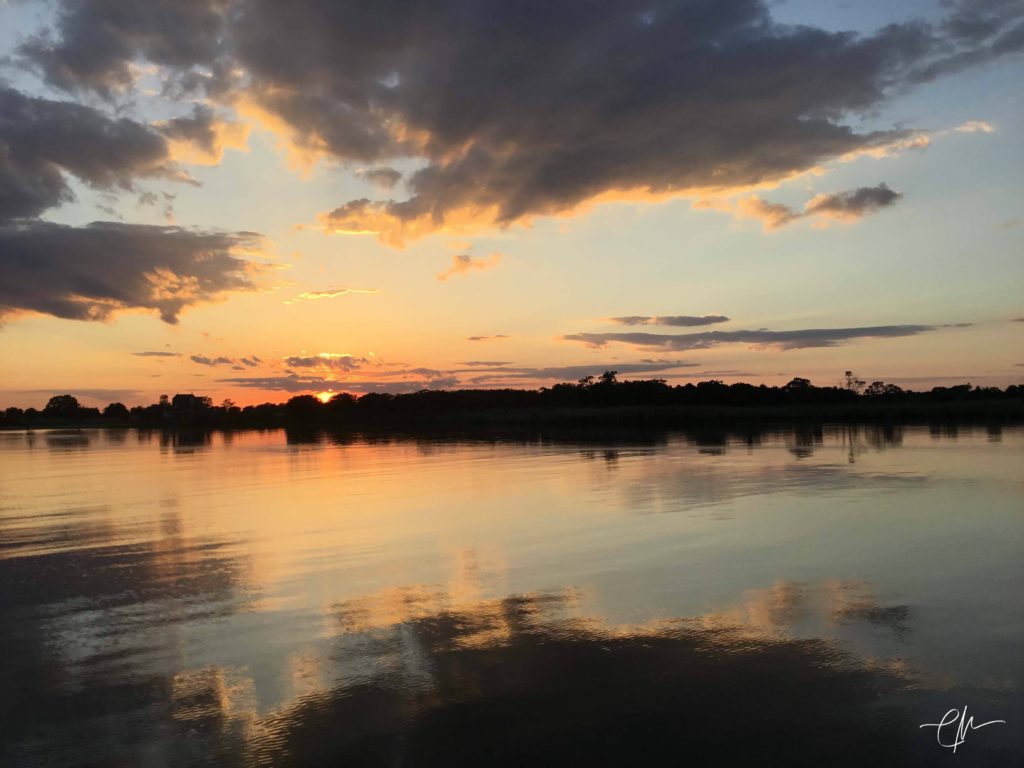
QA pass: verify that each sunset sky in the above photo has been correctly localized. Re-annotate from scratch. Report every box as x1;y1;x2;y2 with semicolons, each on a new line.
0;0;1021;408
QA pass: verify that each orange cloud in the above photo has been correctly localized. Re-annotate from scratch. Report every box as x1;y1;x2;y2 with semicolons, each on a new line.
436;253;502;282
164;119;250;166
283;287;379;305
316;147;912;247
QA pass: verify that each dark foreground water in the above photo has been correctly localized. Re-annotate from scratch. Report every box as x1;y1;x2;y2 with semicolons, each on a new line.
0;425;1021;767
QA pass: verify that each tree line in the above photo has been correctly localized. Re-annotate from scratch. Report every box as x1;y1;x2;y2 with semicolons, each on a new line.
2;372;1022;429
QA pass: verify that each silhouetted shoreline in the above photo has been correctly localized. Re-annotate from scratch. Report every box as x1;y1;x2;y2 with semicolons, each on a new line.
4;375;1022;432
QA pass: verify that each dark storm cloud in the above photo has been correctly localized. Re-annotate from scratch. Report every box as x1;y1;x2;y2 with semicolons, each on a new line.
610;315;730;327
564;325;938;350
158;105;223;154
0;86;181;221
18;0;231;97
286;0;1016;243
19;0;1024;243
0;221;259;324
155;103;248;163
132;351;179;357
909;0;1024;82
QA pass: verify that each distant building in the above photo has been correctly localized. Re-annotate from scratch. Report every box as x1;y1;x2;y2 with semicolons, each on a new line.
171;393;212;414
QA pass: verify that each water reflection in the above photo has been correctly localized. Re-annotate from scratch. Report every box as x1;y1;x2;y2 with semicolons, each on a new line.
260;589;917;767
44;429;91;451
159;428;214;454
0;520;253;766
0;425;1020;766
0;584;926;766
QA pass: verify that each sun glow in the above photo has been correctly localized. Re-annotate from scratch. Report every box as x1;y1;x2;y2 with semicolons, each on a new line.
316;391;334;403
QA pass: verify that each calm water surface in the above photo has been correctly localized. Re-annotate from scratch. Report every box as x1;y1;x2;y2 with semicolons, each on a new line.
1;426;1021;766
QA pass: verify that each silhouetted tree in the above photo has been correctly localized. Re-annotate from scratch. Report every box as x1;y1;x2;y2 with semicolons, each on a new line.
44;394;80;417
286;394;323;420
327;393;358;416
864;381;904;398
843;371;866;393
103;402;130;419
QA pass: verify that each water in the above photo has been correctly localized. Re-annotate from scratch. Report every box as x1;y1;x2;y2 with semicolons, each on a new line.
0;425;1021;766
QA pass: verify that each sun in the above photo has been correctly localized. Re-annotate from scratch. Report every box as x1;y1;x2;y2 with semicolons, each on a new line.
315;391;334;404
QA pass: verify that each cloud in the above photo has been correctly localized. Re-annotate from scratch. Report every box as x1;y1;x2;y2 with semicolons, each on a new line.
436;253;502;281
467;334;508;342
804;184;903;222
0;221;261;324
461;360;700;383
3;388;143;405
191;355;234;366
220;358;713;393
21;1;1023;244
738;184;902;230
192;353;261;367
283;287;379;305
954;120;996;133
0;86;184;222
610;315;730;327
218;373;456;394
735;197;805;230
17;0;231;97
564;325;939;351
287;1;1018;244
132;350;179;357
357;167;403;190
282;353;371;371
157;104;250;165
219;374;331;392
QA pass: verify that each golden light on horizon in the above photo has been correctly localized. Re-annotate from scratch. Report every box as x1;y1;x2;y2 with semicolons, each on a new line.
316;391;334;403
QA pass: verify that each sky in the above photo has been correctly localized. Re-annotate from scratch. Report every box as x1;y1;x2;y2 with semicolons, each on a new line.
0;0;1021;408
